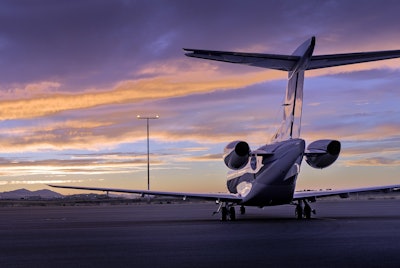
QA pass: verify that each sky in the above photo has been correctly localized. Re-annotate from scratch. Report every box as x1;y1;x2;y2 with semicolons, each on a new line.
0;0;399;195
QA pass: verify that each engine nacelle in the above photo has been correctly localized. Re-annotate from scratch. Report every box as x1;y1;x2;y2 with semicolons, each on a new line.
305;139;341;169
223;141;250;170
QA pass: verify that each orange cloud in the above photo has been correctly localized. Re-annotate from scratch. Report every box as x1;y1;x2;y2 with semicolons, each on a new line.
1;56;398;122
345;157;400;167
0;81;62;100
182;153;222;162
0;157;159;177
0;62;280;121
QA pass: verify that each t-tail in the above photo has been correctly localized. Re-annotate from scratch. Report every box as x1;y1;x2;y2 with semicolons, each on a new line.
184;36;400;142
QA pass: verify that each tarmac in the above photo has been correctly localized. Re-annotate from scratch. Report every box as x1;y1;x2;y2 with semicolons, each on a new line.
0;199;399;268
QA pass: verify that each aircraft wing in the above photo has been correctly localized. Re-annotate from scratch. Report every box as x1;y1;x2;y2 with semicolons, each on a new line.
293;184;400;200
48;184;242;203
307;50;400;70
183;48;299;71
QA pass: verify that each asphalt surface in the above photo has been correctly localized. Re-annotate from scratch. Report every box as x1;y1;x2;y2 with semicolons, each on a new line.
0;199;399;268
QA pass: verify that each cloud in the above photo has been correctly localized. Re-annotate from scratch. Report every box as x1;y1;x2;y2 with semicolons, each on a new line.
0;66;398;156
0;154;157;177
6;179;85;185
342;138;400;156
182;153;222;162
1;0;400;87
345;157;400;167
0;62;279;121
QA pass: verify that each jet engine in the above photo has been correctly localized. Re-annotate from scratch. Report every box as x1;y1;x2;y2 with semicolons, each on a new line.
305;139;341;169
223;141;250;170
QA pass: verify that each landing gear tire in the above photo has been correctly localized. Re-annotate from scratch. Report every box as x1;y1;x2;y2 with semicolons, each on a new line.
295;204;303;220
229;207;236;221
221;207;228;221
221;206;236;221
304;203;312;219
240;206;246;215
294;200;315;220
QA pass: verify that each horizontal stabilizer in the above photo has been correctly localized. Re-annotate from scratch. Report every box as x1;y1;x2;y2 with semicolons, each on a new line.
308;50;400;70
184;47;400;71
184;48;299;71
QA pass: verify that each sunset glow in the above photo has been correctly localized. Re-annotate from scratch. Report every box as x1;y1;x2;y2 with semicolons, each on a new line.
0;0;399;194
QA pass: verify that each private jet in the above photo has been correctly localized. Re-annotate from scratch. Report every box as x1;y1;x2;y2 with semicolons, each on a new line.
51;36;400;221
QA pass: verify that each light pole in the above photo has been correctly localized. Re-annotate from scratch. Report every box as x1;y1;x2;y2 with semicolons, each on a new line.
137;115;159;190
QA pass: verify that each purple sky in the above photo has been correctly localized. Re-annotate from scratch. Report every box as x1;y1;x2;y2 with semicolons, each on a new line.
0;0;399;194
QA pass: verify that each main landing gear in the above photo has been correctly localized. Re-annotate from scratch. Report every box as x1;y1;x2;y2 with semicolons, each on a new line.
295;199;316;220
214;202;242;221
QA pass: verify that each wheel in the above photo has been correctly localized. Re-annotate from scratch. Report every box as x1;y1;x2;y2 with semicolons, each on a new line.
295;205;303;220
240;206;246;215
229;207;236;221
221;207;228;221
304;204;311;219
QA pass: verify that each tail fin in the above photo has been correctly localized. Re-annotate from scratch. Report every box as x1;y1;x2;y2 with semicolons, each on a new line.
272;37;315;142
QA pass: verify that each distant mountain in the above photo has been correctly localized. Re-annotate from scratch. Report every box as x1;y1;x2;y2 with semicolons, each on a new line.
0;188;64;199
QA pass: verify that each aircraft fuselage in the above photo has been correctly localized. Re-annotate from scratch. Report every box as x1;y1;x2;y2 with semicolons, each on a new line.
228;139;305;206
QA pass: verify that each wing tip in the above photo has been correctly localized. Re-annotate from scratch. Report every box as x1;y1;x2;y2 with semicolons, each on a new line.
182;48;195;57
